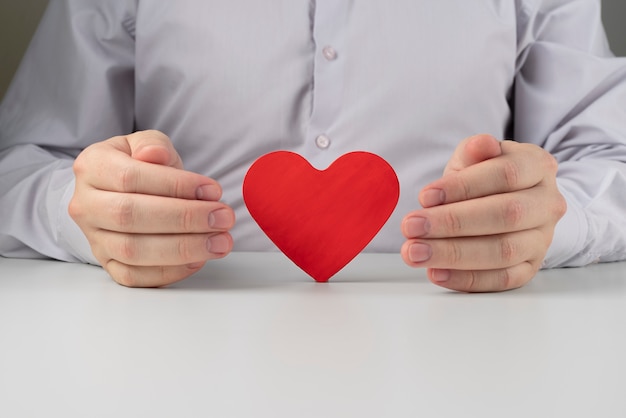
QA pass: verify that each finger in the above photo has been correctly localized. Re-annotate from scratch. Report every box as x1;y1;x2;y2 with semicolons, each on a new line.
93;231;233;267
400;229;547;270
80;190;235;233
75;144;222;201
420;141;557;207
443;134;502;175
426;262;538;293
404;186;558;239
104;260;207;288
127;130;184;168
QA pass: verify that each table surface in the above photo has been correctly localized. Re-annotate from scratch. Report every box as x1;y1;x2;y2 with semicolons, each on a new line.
1;252;626;418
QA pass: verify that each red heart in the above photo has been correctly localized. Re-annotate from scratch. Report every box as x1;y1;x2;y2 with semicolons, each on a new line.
243;151;400;282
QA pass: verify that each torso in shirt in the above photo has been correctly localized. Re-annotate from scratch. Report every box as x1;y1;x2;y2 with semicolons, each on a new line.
131;1;518;251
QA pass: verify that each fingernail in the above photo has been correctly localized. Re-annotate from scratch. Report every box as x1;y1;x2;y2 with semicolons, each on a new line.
405;217;430;237
422;189;445;207
208;209;234;229
196;185;221;201
207;234;231;254
431;269;451;283
409;243;432;263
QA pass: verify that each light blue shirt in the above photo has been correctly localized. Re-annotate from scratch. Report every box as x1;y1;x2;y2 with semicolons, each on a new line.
1;0;626;268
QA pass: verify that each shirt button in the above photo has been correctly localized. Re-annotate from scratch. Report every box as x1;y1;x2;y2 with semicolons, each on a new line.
322;46;337;61
315;134;331;149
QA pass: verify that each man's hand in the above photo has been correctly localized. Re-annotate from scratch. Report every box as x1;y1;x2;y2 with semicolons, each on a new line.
401;134;566;292
69;130;235;287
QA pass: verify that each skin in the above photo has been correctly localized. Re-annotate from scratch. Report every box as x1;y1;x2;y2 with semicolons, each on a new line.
400;134;567;292
70;131;566;291
69;130;235;287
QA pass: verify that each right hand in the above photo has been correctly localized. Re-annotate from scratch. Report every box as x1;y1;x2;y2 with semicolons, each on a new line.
69;130;235;287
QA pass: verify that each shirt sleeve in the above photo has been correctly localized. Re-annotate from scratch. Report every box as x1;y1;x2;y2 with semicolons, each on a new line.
513;0;626;268
0;0;136;264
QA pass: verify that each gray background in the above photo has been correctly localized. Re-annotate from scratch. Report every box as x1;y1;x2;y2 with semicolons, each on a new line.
1;0;625;101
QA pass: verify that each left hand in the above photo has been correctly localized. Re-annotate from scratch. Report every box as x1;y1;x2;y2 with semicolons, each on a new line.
401;134;566;292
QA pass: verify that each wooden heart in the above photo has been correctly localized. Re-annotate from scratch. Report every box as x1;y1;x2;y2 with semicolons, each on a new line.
243;151;399;282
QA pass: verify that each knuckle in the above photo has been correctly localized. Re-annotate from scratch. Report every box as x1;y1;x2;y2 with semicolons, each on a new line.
543;151;559;174
501;262;538;291
118;235;139;263
156;265;171;284
118;164;139;193
498;235;518;264
502;198;525;229
442;207;464;235
460;180;472;201
68;196;83;222
176;238;196;263
74;143;112;178
180;207;196;232
451;175;473;201
73;145;100;176
447;240;464;265
105;260;139;287
170;177;186;199
113;197;135;230
152;265;187;287
498;268;513;290
466;270;479;292
73;153;88;177
114;268;139;288
553;193;567;220
501;159;521;189
91;247;107;265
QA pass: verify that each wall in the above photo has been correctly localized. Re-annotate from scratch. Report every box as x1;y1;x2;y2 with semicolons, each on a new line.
602;0;626;57
1;1;625;101
0;0;48;101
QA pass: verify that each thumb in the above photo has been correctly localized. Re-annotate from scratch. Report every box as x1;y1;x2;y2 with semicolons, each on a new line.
127;130;184;169
443;134;502;176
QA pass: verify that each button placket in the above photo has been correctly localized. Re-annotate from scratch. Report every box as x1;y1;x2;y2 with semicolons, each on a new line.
315;134;331;149
305;1;349;158
322;46;337;61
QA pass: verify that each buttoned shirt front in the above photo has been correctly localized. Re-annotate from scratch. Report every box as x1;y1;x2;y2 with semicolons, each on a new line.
1;0;626;268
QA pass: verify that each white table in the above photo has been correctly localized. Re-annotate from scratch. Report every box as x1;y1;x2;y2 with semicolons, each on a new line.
1;253;626;417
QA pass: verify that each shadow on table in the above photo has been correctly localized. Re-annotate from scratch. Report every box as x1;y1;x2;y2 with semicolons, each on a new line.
169;254;626;298
430;262;626;299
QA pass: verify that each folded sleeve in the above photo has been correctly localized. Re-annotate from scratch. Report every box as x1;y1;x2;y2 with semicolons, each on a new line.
514;0;626;267
0;0;136;263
